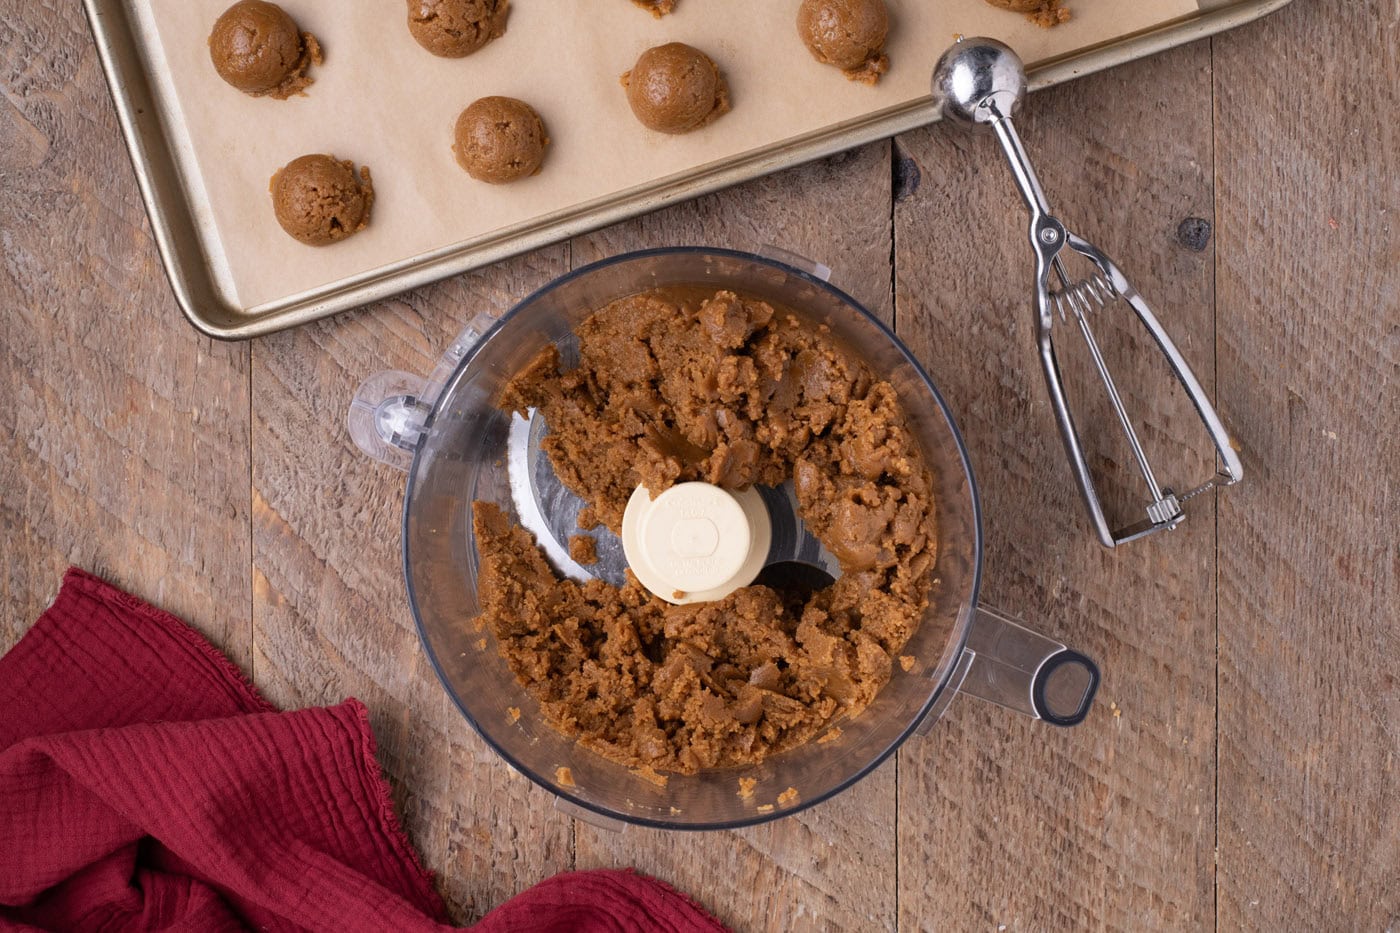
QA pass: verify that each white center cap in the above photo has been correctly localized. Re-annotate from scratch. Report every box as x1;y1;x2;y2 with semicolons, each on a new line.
621;482;771;604
670;518;720;558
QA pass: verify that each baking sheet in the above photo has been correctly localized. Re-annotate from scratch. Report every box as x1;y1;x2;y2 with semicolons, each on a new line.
131;0;1197;314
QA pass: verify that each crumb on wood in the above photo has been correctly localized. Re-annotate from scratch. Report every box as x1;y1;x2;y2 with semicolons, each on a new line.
555;766;575;788
818;727;843;744
669;806;682;815
756;804;774;813
777;787;798;806
738;776;757;799
507;706;521;724
476;637;488;651
899;655;915;672
569;534;598;565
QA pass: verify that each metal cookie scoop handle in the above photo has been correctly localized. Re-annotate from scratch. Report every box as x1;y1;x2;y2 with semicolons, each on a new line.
931;38;1243;548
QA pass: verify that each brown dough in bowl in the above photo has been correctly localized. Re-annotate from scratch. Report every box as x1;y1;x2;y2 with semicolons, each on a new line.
473;287;938;774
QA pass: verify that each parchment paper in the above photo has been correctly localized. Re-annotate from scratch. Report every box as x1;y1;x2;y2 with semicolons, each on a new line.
132;0;1198;312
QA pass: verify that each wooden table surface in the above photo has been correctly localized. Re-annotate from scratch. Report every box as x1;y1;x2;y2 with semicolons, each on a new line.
2;0;1396;928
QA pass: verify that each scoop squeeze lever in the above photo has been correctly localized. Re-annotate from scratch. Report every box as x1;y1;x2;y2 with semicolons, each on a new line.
621;482;772;605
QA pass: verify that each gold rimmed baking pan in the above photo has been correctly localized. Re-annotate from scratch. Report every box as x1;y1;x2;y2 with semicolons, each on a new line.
84;0;1294;339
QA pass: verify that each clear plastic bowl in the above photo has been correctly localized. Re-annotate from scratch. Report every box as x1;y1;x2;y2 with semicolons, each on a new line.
369;247;1096;830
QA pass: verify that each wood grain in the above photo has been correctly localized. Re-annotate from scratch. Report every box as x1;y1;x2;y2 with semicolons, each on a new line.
570;141;901;933
0;3;251;664
1213;0;1400;927
893;39;1220;929
249;250;577;923
2;1;1397;929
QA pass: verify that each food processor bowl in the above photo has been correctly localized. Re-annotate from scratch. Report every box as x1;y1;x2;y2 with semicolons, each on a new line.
351;247;1098;830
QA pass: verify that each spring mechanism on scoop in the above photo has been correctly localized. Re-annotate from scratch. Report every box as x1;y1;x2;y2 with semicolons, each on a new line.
1050;272;1115;322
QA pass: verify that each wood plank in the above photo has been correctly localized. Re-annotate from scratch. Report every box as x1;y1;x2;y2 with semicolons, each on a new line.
893;40;1220;928
7;3;1397;930
569;140;899;932
249;251;576;923
0;3;252;664
1213;0;1400;926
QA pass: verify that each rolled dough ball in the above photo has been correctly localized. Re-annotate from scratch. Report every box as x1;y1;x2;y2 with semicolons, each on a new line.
797;0;889;85
406;0;509;58
453;97;549;184
269;154;374;245
208;0;321;99
621;43;730;135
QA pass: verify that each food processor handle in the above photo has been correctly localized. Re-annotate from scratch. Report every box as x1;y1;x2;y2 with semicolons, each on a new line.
346;311;499;470
955;605;1099;726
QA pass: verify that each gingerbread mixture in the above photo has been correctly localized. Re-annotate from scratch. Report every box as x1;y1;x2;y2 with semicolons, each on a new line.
983;0;1071;28
630;0;676;16
406;0;508;58
208;0;321;99
621;43;730;134
269;154;374;245
797;0;891;85
453;96;549;184
568;534;598;565
472;288;937;775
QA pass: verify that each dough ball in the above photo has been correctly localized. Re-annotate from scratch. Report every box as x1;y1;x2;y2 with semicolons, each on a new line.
983;0;1071;27
453;97;549;184
621;43;730;135
630;0;676;16
269;154;374;245
796;0;890;85
208;0;321;99
406;0;508;58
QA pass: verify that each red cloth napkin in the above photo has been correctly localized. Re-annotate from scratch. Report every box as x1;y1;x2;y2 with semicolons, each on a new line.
0;568;726;933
